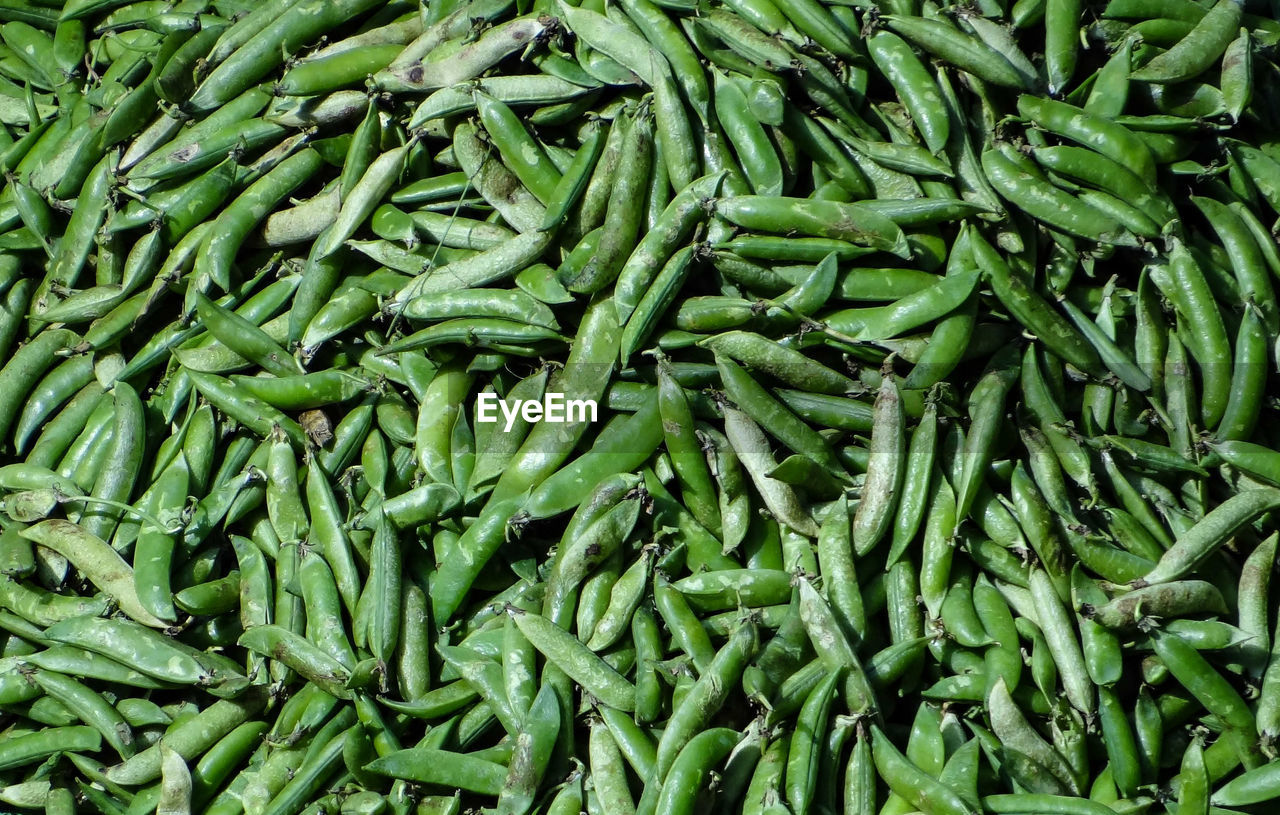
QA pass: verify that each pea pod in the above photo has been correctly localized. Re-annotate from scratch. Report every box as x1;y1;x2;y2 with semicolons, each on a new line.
106;688;270;786
1140;489;1280;585
972;231;1106;380
1017;95;1157;184
187;0;383;111
654;617;757;779
871;723;977;815
868;30;949;154
1129;0;1242;83
0;328;80;448
509;606;636;711
714;195;911;259
0;726;101;772
22;520;168;628
982;147;1133;245
1152;626;1262;768
28;668;134;759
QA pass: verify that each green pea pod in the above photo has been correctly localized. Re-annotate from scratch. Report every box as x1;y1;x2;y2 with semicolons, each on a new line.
1095;685;1143;797
0;327;79;448
784;670;839;815
129;117;285;189
394;0;511;64
797;576;877;714
825;269;980;341
716;354;840;473
388;231;552;303
886;395;937;566
619;0;708;117
0;726;101;772
982;147;1135;246
565;107;653;295
42;616;208;684
411;75;592;129
154;20;227;102
883;14;1034;91
584;548;653;653
981;794;1128;815
1152;626;1262;768
194;149;323;292
439;644;520;736
48;151;113;292
432;491;529;624
713;70;782;197
1068;567;1122;689
107;688;269;786
1140;489;1280;585
11;355;95;456
1130;0;1242;83
973;232;1105;379
852;372;905;554
186;370;307;448
673;569;791;613
452;118;547;233
1211;755;1280;806
521;399;661;521
1032;145;1175;227
392;12;555;91
918;467;959;622
510;606;635;710
474;89;562;206
365;507;402;670
630;606;665;725
495;682;559;815
29;668;134;758
22;645;174;690
1041;0;1082;92
194;292;303;378
1193;195;1278;332
467;372;548;502
1029;566;1094;716
1018;95;1157;184
368;742;506;793
868;30;949;154
0;576;89;638
491;296;623;503
987;677;1080;794
702;331;857;395
133;455;190;624
649;358;720;536
187;0;382;111
378;318;566;356
1215;304;1267;443
714;195;911;258
275;43;401;96
654;571;715;675
1220;27;1252;122
654;617;757;779
953;344;1020;529
539;119;606;232
588;718;636;815
22;519;168;628
614;171;724;323
238;625;352;699
723;400;819;538
545;495;642;628
870;723;976;815
1057;296;1152;391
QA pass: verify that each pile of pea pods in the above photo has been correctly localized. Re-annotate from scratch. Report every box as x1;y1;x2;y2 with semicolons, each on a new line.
6;0;1280;812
